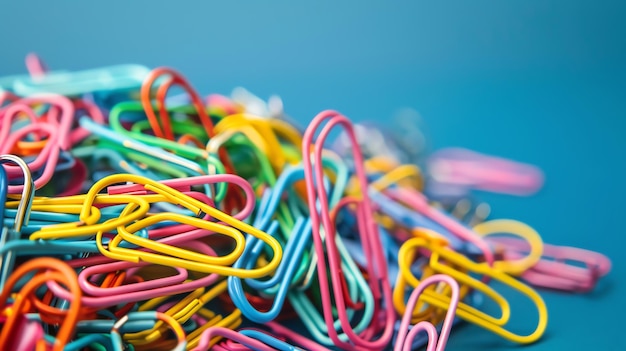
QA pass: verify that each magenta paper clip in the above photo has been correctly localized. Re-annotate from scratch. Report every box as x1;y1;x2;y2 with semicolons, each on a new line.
489;237;611;292
427;147;544;196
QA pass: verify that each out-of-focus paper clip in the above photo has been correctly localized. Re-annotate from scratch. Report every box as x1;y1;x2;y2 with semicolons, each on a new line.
486;236;611;292
0;53;65;93
214;114;288;174
13;64;150;96
140;67;214;141
80;117;208;177
427;147;544;198
1;94;76;190
0;257;82;351
472;219;544;276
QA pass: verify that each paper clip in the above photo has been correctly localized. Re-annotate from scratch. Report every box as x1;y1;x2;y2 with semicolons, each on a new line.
302;110;395;349
397;234;548;344
47;240;221;308
227;165;325;323
427;147;544;197
471;219;544;276
79;175;281;278
487;236;611;292
395;274;460;351
0;257;82;351
13;64;150;96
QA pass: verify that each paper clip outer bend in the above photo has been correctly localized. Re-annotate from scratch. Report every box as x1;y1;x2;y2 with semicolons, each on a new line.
28;193;151;241
395;274;460;351
398;235;548;344
302;110;396;350
0;257;82;351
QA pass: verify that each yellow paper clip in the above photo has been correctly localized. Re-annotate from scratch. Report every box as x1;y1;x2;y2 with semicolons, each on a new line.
396;231;548;344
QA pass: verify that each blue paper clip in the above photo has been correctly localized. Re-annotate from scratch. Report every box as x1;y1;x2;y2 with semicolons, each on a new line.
12;64;150;96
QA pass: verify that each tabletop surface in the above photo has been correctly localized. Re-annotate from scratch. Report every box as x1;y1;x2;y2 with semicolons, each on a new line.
1;1;624;350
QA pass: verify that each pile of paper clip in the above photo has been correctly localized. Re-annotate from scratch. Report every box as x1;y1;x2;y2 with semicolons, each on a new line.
0;54;612;351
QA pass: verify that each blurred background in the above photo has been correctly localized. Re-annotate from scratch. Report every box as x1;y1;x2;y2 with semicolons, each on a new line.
1;1;624;349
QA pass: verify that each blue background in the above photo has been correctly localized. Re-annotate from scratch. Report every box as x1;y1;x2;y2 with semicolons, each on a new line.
1;1;624;349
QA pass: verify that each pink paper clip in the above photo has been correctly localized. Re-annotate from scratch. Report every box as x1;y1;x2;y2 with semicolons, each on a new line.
0;94;75;150
1;122;60;192
427;147;544;196
23;53;106;146
489;237;611;292
46;240;220;308
25;52;48;78
77;262;188;297
395;274;460;351
0;94;75;192
302;110;395;350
